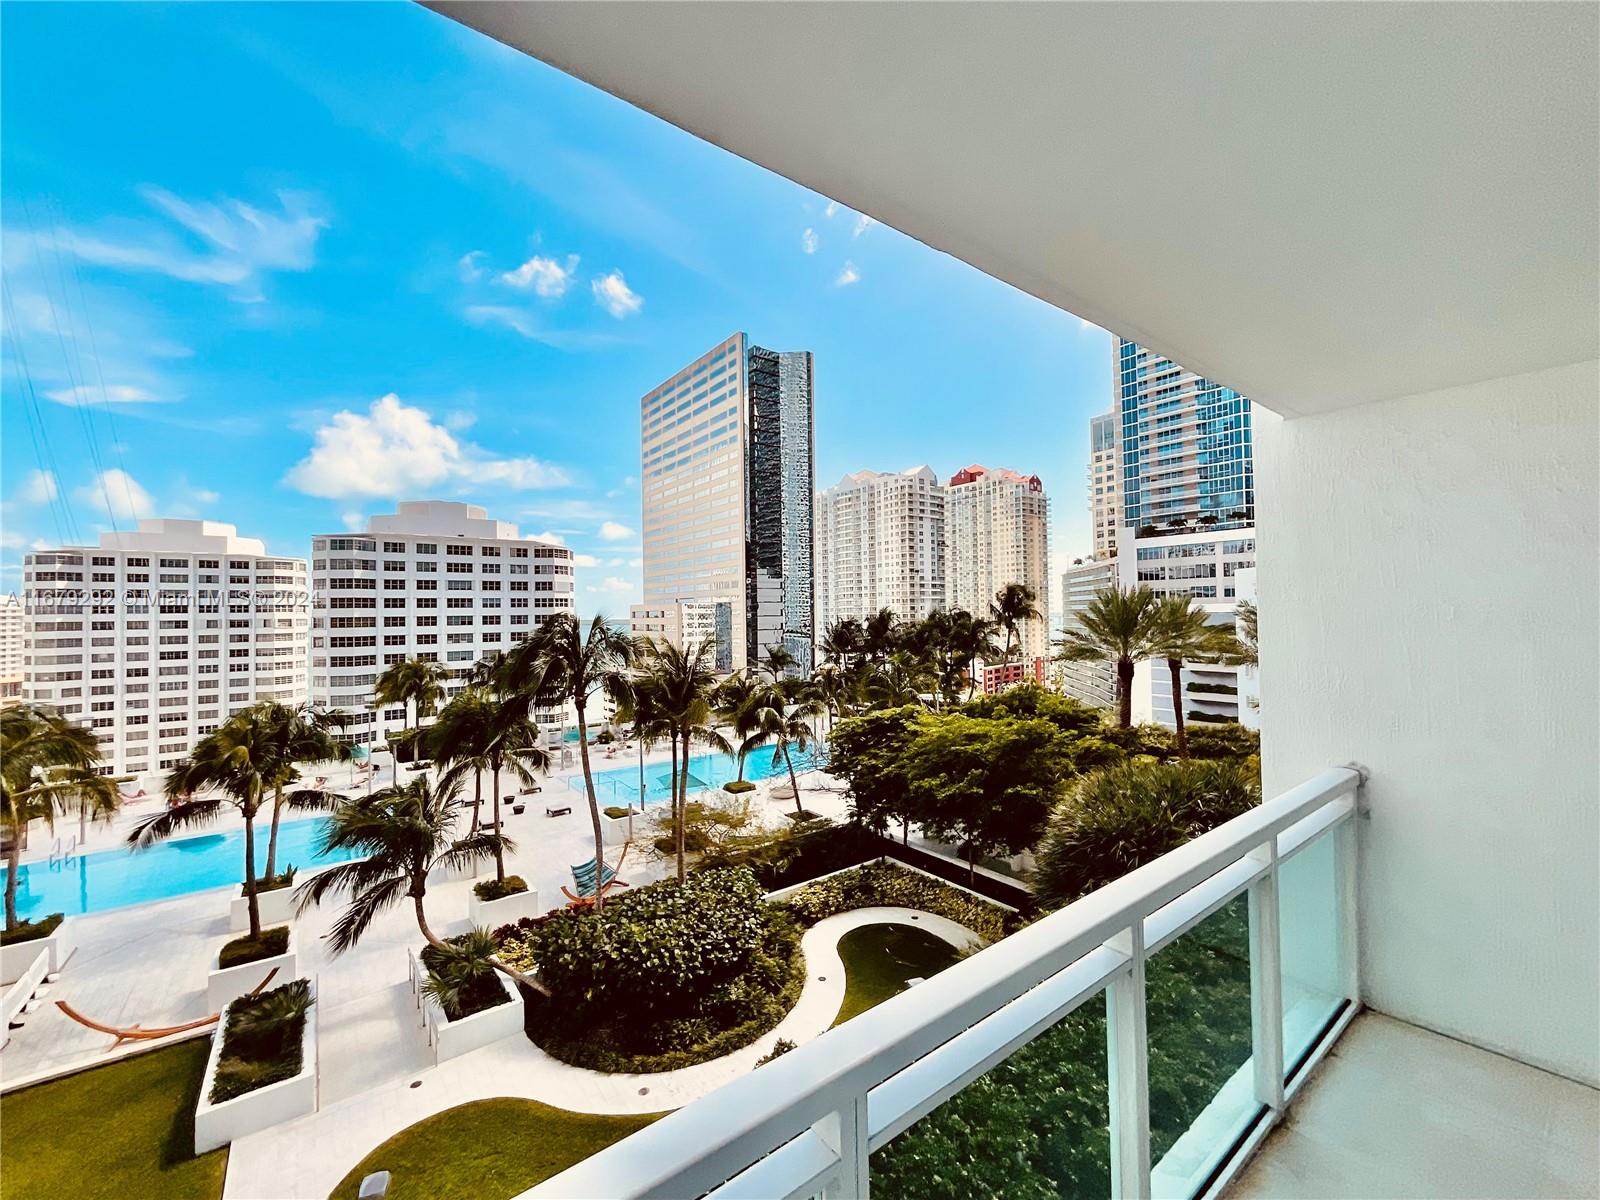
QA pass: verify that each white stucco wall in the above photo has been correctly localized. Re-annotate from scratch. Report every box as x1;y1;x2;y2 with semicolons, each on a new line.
1257;359;1599;1086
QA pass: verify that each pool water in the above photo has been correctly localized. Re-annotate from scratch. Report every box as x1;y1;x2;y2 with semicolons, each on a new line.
0;816;361;921
574;744;824;805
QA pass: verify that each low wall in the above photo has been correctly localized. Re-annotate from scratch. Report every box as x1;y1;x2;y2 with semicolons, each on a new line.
0;947;50;1035
0;919;74;987
194;980;318;1154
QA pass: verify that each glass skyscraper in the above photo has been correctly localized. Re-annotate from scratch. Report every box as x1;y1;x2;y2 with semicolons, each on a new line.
1116;337;1254;532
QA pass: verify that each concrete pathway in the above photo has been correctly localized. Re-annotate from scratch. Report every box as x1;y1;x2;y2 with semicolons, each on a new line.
222;906;980;1200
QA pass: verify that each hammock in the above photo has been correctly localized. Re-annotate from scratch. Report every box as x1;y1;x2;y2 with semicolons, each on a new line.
54;966;280;1049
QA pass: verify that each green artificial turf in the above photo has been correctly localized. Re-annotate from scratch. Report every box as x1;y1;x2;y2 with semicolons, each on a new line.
0;1039;228;1200
328;1098;664;1200
832;922;963;1028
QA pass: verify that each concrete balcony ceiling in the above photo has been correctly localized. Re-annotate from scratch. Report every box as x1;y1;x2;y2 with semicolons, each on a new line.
432;1;1597;417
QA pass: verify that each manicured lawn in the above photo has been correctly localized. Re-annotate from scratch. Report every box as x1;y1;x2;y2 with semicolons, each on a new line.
833;922;963;1027
328;1098;664;1200
0;1038;227;1200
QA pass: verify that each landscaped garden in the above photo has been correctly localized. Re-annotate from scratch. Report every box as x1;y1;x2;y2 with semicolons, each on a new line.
832;922;964;1027
0;1040;228;1200
327;1099;662;1200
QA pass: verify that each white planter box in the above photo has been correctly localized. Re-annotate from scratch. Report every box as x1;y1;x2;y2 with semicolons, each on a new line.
411;948;525;1064
207;927;297;1013
425;857;482;886
600;809;638;847
229;883;298;933
0;918;73;987
466;885;543;928
194;979;317;1154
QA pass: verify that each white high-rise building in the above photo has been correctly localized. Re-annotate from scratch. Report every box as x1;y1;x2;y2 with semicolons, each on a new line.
22;519;308;779
943;464;1050;663
640;333;815;674
309;501;574;747
1058;557;1118;708
1089;411;1121;560
630;599;734;672
0;593;23;704
814;466;945;631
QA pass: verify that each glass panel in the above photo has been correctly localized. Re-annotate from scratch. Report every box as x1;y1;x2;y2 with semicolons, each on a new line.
1148;893;1259;1199
871;998;1111;1200
1278;830;1347;1077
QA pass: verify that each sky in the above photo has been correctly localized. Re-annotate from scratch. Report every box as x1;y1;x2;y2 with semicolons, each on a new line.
0;2;1113;620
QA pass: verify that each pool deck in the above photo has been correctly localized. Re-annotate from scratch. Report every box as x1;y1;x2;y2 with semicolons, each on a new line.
0;760;854;1175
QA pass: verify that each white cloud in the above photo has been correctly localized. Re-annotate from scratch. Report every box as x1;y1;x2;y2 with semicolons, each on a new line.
74;468;154;523
0;529;25;550
572;553;599;568
442;410;477;432
532;530;566;545
801;228;818;254
598;520;633;542
853;214;877;237
16;470;58;505
458;251;486;283
601;576;631;592
823;200;838;218
1078;316;1102;333
498;253;578;298
284;394;571;500
43;384;164;407
835;261;861;287
591;271;643;319
462;305;625;351
341;511;364;531
48;187;327;302
627;557;642;568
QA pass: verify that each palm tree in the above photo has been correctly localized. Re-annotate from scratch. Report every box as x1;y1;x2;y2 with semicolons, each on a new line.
1150;595;1224;758
1231;600;1259;669
637;637;731;881
712;672;765;781
373;657;448;782
0;705;120;930
866;651;937;709
294;777;546;995
990;582;1042;665
496;613;634;906
740;680;825;817
863;607;901;664
430;686;548;883
819;617;864;668
1053;585;1163;729
130;710;343;938
810;662;854;735
758;644;798;681
257;701;352;880
949;609;1003;699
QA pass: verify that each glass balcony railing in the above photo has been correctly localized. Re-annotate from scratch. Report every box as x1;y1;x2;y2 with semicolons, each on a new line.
522;765;1364;1200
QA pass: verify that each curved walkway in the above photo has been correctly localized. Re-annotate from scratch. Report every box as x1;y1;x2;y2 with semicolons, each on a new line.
223;907;981;1200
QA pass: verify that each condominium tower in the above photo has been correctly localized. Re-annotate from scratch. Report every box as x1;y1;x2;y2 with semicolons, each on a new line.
22;519;308;778
0;593;22;703
1058;557;1117;708
814;466;945;630
640;332;815;673
1089;410;1121;559
309;501;574;747
943;464;1050;662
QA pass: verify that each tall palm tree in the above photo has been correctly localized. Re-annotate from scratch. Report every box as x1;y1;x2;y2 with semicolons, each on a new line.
431;686;548;883
949;609;1003;699
496;613;634;906
130;710;342;937
294;777;546;995
637;636;731;881
1054;585;1163;729
810;662;853;735
1150;595;1224;758
373;657;448;782
863;607;901;664
740;680;824;817
257;701;352;880
866;651;937;710
712;672;765;781
0;705;119;930
990;582;1042;665
758;643;798;681
818;617;864;668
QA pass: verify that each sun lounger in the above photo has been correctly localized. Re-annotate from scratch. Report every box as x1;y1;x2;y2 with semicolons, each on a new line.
545;803;572;817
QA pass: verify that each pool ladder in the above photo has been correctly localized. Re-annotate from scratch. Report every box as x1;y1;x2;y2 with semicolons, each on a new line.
47;835;77;870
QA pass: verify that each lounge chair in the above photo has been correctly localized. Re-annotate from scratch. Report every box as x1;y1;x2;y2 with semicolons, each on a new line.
561;850;630;905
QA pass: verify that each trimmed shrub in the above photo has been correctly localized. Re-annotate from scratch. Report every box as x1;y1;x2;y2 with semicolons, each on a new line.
1099;722;1176;760
210;979;312;1103
473;875;528;903
0;912;63;946
1035;761;1260;907
1186;682;1237;695
218;925;290;969
722;780;756;795
756;1038;797;1067
248;867;297;894
1184;725;1260;761
602;805;632;819
1186;709;1239;724
783;861;1010;943
421;929;509;1020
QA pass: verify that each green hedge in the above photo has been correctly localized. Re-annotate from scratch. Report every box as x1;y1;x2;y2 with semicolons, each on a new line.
217;925;289;969
473;875;528;903
1186;710;1239;724
210;979;311;1103
1186;682;1237;695
0;912;63;946
782;861;1010;944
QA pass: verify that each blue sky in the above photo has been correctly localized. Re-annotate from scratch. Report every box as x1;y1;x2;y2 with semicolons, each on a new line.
1;2;1112;617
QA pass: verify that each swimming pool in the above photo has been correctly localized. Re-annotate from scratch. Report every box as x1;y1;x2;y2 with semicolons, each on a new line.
0;816;361;921
573;744;825;805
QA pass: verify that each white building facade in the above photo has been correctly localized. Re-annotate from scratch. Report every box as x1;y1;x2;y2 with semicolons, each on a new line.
943;464;1050;663
22;519;307;779
1057;557;1117;708
814;466;945;631
0;593;22;703
629;599;734;673
309;502;574;747
1088;411;1121;560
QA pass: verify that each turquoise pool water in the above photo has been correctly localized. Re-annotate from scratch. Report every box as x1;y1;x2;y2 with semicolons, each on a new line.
0;816;361;921
573;744;823;805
